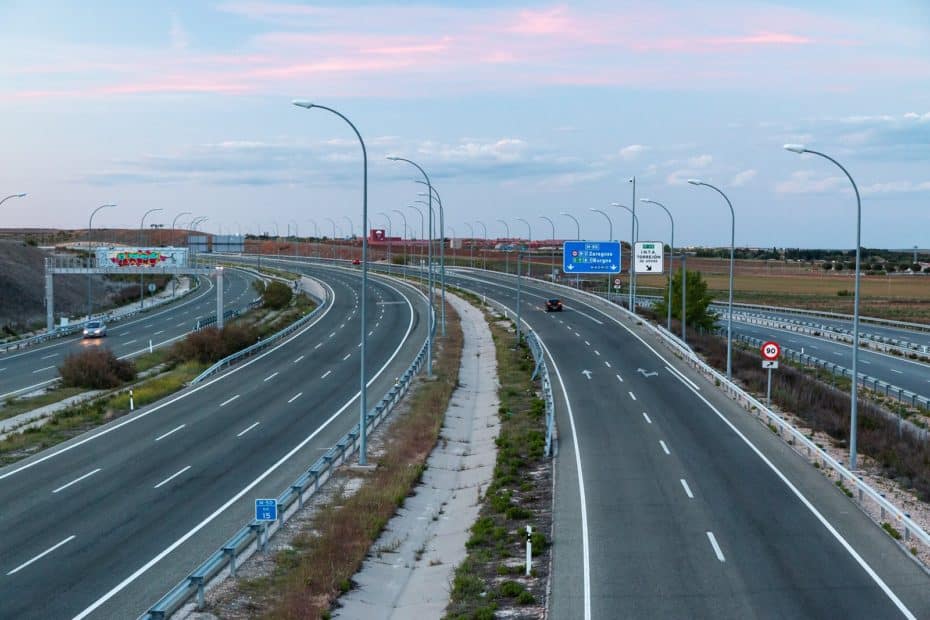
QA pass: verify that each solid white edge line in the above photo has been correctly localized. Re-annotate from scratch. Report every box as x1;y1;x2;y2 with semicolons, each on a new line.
153;465;191;489
680;478;694;499
70;263;425;620
706;532;725;562
236;422;260;437
155;424;185;442
219;395;240;407
52;468;102;494
6;535;76;575
659;440;670;455
665;364;700;391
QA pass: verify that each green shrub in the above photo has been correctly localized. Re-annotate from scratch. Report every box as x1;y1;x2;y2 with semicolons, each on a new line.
59;348;136;389
170;324;259;364
263;280;293;309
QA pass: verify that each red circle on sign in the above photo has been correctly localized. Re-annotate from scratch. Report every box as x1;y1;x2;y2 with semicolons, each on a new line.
761;341;780;360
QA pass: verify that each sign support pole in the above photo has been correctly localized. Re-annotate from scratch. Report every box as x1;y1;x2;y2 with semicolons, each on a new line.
767;367;772;407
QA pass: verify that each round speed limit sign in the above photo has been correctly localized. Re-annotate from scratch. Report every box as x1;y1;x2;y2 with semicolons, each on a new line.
761;341;780;361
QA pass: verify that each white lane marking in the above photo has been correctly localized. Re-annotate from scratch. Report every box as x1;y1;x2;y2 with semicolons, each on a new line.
584;340;590;346
358;342;362;348
288;392;303;403
118;331;130;336
342;353;351;361
629;391;637;401
124;339;137;345
340;323;345;329
593;350;600;356
659;440;670;455
40;353;58;360
321;370;332;379
706;532;725;562
154;465;191;489
376;322;380;328
860;360;871;365
143;323;153;328
6;535;76;575
155;424;185;441
808;344;819;349
680;479;694;499
642;412;652;424
153;330;164;336
891;369;903;374
665;365;700;391
32;366;55;374
314;343;323;350
52;468;102;494
263;372;279;382
369;330;375;336
294;355;305;363
616;374;623;382
220;395;240;407
605;361;611;368
0;368;5;372
329;332;336;338
176;321;186;327
575;332;581;337
237;422;260;437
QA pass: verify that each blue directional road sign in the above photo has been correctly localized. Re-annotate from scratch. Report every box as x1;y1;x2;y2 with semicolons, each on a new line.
255;498;278;522
562;241;621;274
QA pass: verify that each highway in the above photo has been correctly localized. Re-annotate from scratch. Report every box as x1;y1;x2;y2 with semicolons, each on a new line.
0;263;429;619
431;267;930;619
0;269;256;401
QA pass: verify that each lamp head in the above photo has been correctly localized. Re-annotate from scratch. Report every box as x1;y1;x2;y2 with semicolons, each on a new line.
292;100;314;109
687;179;702;186
610;202;624;207
15;193;27;198
386;156;400;161
640;198;652;203
783;143;807;154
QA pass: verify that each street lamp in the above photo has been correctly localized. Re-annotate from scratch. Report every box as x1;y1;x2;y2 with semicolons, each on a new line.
514;217;532;278
87;203;116;317
539;216;556;282
688;178;735;380
139;207;164;309
784;143;863;470
324;216;337;261
392;209;409;278
416;183;446;336
463;222;475;268
589;208;614;299
378;211;393;264
342;215;354;239
293;99;371;466
610;202;639;310
0;193;27;208
172;211;192;246
640;199;675;333
560;212;581;288
474;220;488;270
497;218;511;275
388;157;437;363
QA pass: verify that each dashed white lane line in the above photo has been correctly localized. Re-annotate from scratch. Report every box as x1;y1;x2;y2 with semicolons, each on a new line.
220;395;240;407
680;479;694;499
264;372;278;382
52;468;102;494
808;345;819;349
629;391;637;401
594;350;600;356
707;532;725;562
340;323;345;329
288;392;303;403
584;340;590;346
118;331;130;336
40;353;58;360
237;422;260;437
155;424;185;442
314;343;323;350
321;370;332;379
616;374;623;383
32;366;55;374
153;330;164;336
329;332;336;338
125;340;137;345
860;360;871;365
605;361;611;368
294;355;305;363
143;324;153;328
176;321;186;327
642;412;652;424
342;353;351;361
891;369;903;374
154;465;191;489
369;331;374;336
6;535;76;575
659;440;670;455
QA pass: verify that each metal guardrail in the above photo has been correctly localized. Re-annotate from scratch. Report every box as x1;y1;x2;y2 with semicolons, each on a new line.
469;269;930;555
525;331;556;457
193;300;263;331
733;332;930;411
145;311;433;619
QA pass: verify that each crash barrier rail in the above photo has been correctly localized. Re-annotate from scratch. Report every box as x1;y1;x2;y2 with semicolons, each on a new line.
527;331;556;457
0;276;203;353
733;332;930;411
454;268;930;555
145;309;433;619
193;300;263;331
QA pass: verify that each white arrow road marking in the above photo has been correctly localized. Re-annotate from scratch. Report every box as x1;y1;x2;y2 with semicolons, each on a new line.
582;370;592;380
52;469;102;494
637;368;658;378
155;425;185;441
707;532;725;562
154;465;191;489
7;535;76;575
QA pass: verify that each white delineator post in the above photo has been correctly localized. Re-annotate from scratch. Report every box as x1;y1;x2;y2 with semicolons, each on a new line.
525;524;532;576
216;266;224;329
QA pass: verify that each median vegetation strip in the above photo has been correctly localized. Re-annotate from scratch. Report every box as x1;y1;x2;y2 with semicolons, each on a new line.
203;300;463;619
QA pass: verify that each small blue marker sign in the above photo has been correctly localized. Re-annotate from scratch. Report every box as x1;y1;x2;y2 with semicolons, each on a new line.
562;241;621;274
255;498;278;522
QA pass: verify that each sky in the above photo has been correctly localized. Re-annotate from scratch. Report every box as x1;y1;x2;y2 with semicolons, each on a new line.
0;0;928;248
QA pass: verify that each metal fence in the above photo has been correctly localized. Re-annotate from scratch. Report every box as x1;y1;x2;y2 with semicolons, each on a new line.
146;303;433;620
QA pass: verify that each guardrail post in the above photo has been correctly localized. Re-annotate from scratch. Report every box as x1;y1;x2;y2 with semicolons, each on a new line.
224;546;237;576
191;575;205;609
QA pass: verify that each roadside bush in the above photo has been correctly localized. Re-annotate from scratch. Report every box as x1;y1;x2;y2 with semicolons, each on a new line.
262;280;293;309
821;262;833;270
170;324;259;364
59;348;136;389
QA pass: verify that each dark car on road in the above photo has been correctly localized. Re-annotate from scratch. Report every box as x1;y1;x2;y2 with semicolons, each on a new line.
545;298;563;312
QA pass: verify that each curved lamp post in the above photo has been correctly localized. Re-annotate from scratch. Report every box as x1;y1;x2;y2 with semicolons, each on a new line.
87;203;116;317
463;222;475;268
474;220;488;270
392;209;409;277
139;208;164;309
589;208;614;299
610;203;639;310
323;216;337;261
688;178;735;380
640;199;675;332
0;193;26;208
293;100;371;466
378;211;393;264
416;183;446;336
560;211;581;288
496;218;511;275
539;215;556;282
785;144;863;470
